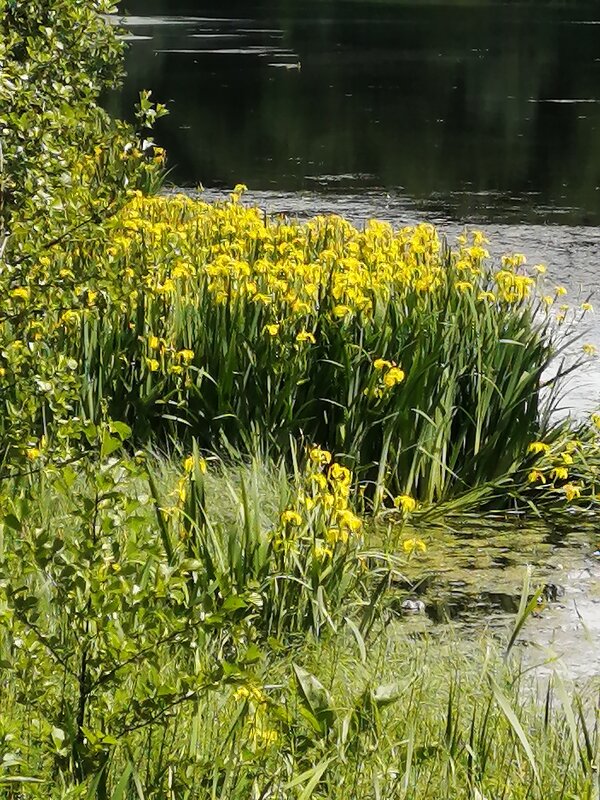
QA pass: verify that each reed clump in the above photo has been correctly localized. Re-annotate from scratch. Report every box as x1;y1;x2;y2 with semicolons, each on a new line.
7;185;600;510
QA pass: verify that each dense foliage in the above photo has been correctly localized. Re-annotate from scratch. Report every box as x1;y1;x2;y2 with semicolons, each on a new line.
0;0;165;465
42;188;599;505
1;1;598;509
3;454;600;799
3;1;600;798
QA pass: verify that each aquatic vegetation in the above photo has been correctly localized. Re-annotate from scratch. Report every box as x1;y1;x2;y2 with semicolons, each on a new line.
153;445;378;640
6;183;598;507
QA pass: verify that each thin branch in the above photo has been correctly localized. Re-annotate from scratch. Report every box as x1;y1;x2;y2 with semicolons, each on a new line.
118;684;211;737
90;624;195;691
7;197;125;268
17;615;79;678
0;452;87;483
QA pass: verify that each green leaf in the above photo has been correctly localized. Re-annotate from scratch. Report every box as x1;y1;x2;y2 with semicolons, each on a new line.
2;514;21;532
100;430;122;460
50;726;65;749
109;421;133;441
82;422;98;444
505;566;544;658
490;678;540;785
371;683;402;707
554;672;582;768
293;664;335;736
110;764;133;800
240;643;262;664
146;468;174;564
282;757;333;799
61;465;77;489
222;595;247;612
345;616;366;663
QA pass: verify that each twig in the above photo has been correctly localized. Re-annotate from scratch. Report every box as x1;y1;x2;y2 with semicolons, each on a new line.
90;624;195;691
17;615;79;678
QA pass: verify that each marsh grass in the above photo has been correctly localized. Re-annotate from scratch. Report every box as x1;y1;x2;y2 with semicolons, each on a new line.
0;453;599;799
12;192;589;511
5;4;600;798
3;574;600;799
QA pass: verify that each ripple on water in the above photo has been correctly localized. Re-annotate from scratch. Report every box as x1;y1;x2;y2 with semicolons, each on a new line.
386;518;600;679
107;15;238;26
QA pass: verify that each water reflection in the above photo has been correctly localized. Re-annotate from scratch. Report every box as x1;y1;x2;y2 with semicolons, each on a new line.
110;0;600;224
391;517;600;678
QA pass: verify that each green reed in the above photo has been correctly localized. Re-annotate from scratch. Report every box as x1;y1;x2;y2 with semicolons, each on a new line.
2;452;598;800
42;208;586;510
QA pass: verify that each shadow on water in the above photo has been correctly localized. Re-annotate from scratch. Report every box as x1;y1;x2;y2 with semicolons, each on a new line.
109;0;600;224
387;516;600;677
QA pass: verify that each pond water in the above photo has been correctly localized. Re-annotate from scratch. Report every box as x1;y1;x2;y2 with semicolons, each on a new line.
110;0;600;674
395;518;600;679
112;0;600;224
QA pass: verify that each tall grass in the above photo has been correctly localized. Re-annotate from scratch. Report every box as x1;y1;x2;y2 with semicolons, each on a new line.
5;3;600;799
2;472;599;800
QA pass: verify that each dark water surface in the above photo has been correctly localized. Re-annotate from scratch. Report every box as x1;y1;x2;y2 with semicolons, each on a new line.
111;0;600;225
